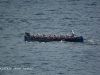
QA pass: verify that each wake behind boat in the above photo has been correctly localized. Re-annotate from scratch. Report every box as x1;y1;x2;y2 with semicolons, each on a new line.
24;32;83;42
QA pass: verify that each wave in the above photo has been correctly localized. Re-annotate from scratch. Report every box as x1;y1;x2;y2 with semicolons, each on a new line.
84;39;100;45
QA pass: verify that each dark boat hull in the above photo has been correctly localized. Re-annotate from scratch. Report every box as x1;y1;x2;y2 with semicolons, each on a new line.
64;36;83;42
24;35;83;42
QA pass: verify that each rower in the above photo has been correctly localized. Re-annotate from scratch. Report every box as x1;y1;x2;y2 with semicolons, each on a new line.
25;32;30;36
53;34;57;39
60;34;65;39
65;34;69;38
36;34;40;38
47;34;52;39
42;34;47;38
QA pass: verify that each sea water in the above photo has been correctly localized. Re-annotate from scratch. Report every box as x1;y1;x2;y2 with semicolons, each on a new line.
0;0;100;75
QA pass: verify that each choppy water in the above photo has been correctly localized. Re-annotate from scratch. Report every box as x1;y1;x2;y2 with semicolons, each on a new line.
0;0;100;75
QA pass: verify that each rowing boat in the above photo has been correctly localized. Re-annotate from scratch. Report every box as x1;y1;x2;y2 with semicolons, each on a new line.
24;32;83;42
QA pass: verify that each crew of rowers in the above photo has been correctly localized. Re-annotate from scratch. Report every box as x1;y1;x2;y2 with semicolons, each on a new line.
25;30;75;39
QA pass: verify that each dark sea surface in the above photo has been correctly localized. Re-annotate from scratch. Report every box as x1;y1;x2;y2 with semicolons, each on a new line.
0;0;100;75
